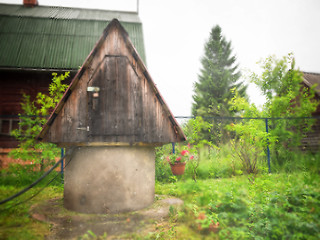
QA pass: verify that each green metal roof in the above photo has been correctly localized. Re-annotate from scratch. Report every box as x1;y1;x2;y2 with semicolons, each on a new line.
0;4;146;70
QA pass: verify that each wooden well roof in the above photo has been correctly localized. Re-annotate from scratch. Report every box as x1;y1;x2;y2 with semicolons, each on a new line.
38;19;186;146
0;3;146;70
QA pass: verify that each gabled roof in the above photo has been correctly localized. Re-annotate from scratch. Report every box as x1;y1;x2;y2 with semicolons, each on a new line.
0;3;146;70
303;72;320;96
38;19;186;146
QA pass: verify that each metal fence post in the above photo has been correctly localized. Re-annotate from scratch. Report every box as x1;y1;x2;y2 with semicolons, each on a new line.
61;148;64;183
172;142;175;154
265;118;271;173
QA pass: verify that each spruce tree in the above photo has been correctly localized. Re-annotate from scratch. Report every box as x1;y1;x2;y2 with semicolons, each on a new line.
192;25;246;117
191;25;247;144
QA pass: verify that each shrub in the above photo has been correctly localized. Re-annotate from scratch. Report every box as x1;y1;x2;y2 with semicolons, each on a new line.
9;72;69;173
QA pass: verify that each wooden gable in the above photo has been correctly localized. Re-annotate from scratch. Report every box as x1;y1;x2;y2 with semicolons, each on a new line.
38;19;186;146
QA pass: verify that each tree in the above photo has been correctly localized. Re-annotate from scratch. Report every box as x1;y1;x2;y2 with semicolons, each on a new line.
9;72;69;171
252;54;319;164
192;25;247;144
229;54;319;169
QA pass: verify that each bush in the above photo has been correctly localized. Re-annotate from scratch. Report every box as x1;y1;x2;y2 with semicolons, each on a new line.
155;144;175;183
9;72;69;171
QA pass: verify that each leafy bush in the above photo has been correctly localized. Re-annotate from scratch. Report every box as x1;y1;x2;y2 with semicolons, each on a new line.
9;72;69;173
226;54;319;173
155;144;174;183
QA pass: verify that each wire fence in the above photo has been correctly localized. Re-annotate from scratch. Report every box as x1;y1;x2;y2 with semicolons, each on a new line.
1;114;320;174
175;115;320;173
0;114;319;208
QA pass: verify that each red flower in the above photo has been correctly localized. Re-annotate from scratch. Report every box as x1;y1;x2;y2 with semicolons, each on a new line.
166;156;170;162
176;156;182;161
181;150;189;156
197;212;206;220
190;155;194;160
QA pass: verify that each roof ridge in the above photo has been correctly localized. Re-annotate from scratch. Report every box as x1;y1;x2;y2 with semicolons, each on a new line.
302;71;320;76
0;3;141;23
0;3;138;15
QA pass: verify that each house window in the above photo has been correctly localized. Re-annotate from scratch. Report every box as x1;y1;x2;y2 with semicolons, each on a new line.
0;118;20;136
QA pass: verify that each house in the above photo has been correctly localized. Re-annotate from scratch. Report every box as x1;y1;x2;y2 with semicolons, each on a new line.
301;72;320;152
0;1;146;150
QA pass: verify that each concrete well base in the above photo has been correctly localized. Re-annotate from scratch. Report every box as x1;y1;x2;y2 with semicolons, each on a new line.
64;146;155;214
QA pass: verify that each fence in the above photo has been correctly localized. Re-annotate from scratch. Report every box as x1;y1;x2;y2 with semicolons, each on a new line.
1;114;319;210
175;115;320;173
1;114;319;173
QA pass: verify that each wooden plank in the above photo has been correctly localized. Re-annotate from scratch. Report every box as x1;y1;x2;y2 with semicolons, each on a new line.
88;66;103;138
131;63;143;142
117;56;129;137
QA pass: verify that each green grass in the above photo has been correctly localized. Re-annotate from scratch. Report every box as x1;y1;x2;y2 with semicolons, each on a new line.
1;170;320;239
155;172;320;239
0;171;63;239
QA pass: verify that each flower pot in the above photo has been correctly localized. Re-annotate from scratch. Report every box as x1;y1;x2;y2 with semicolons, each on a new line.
170;162;186;175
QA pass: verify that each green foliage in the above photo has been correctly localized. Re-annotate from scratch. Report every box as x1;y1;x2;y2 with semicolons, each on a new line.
208;143;242;178
78;230;108;239
155;142;246;183
253;54;318;164
183;117;212;147
36;72;69;115
9;72;69;171
155;142;199;183
182;117;213;181
2;169;320;239
192;25;247;144
0;185;63;239
228;54;319;170
155;144;176;183
156;172;320;239
228;90;272;174
192;25;247;117
0;163;63;187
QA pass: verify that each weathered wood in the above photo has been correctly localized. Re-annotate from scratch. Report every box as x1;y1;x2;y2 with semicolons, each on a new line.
39;19;186;146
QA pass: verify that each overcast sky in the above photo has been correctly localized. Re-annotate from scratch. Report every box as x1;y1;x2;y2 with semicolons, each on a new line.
1;0;320;116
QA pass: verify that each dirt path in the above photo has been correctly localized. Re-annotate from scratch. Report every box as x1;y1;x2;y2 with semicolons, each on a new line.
30;196;183;239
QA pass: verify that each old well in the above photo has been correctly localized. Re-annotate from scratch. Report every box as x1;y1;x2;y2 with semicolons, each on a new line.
38;19;185;213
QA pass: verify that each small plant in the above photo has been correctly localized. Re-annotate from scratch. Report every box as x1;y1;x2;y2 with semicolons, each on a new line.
183;117;213;181
166;148;194;165
9;72;69;172
196;212;220;234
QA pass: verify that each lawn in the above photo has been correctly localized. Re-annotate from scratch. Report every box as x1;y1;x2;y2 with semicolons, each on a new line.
0;185;63;239
1;171;320;239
